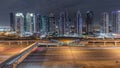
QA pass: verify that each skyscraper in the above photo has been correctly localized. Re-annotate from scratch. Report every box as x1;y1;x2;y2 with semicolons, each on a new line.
25;13;36;33
59;12;70;35
15;13;24;37
101;12;109;34
10;12;15;31
76;11;83;35
111;11;120;34
36;14;50;35
59;12;65;35
49;13;56;34
45;16;50;34
37;15;49;35
64;12;70;35
85;11;94;34
25;13;31;32
35;13;42;33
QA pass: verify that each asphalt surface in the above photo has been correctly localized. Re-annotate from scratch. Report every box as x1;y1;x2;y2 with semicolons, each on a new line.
0;42;33;64
18;46;120;68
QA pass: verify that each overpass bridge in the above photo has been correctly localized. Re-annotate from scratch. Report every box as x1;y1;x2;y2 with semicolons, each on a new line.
1;39;120;68
0;42;59;68
1;41;120;68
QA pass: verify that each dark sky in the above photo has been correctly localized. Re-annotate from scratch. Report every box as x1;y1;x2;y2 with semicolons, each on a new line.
0;0;120;26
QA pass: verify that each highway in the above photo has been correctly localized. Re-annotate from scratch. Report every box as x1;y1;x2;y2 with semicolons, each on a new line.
18;46;120;68
1;39;120;68
0;41;35;64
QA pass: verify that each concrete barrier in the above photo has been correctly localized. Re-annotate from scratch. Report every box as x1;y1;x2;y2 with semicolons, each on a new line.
0;42;38;68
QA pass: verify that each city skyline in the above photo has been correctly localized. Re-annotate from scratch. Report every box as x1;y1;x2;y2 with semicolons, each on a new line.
6;10;120;38
0;0;120;26
1;1;120;68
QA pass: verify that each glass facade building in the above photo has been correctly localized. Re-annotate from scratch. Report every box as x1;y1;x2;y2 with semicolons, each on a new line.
15;13;24;37
85;11;94;34
111;11;120;34
76;11;83;35
101;12;109;34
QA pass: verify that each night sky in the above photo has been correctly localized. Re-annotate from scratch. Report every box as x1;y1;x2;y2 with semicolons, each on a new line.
0;0;120;26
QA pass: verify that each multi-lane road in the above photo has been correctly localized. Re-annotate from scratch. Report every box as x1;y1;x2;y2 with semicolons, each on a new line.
18;46;120;68
0;41;35;64
1;39;120;68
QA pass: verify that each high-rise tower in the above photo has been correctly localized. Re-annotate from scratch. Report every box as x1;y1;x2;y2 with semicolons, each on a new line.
35;14;42;33
49;13;56;34
15;13;24;37
41;16;49;34
101;12;109;34
76;11;83;35
85;11;94;34
25;13;36;33
59;12;65;35
59;12;70;35
111;11;120;34
10;12;15;31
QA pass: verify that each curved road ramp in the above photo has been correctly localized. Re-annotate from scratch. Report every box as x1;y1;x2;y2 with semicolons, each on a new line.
1;42;120;68
0;42;38;68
